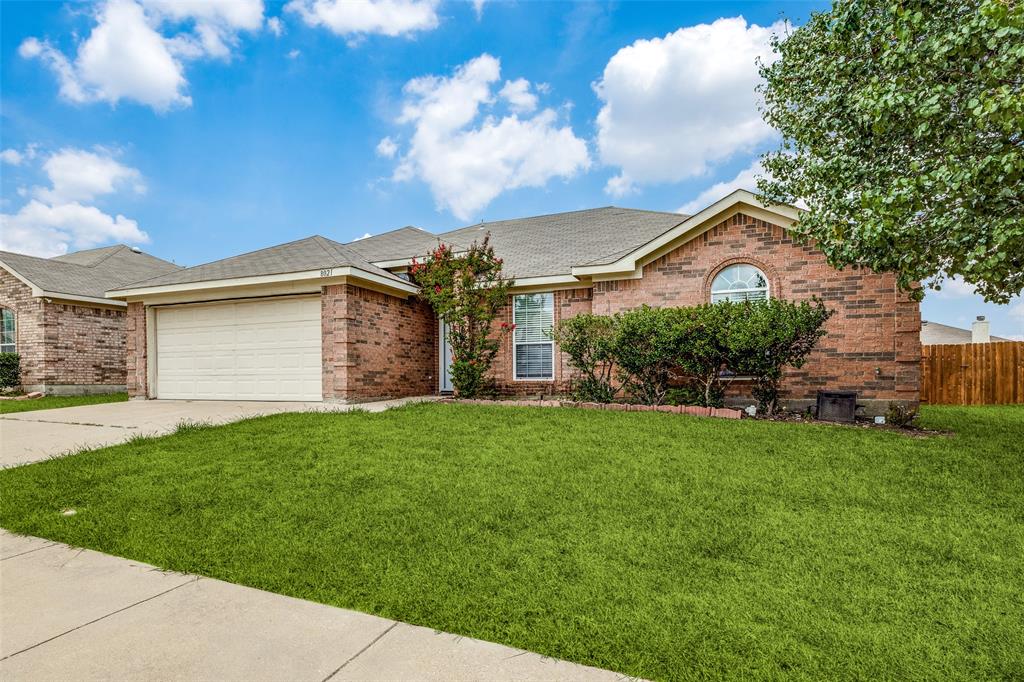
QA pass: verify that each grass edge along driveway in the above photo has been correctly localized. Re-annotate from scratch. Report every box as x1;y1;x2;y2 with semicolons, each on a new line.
1;403;1021;681
0;392;128;414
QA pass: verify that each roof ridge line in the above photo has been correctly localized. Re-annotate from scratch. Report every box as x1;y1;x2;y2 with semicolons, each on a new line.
82;244;129;269
344;225;433;244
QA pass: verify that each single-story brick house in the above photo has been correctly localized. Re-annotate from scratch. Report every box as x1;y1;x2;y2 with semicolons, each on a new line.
0;245;181;394
107;190;921;413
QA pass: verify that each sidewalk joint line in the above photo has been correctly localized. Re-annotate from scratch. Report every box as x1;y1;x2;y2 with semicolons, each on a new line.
322;621;399;681
0;542;57;562
0;576;198;661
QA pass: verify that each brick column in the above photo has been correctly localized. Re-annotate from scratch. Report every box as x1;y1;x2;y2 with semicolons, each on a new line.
893;289;922;406
125;302;148;398
321;284;354;402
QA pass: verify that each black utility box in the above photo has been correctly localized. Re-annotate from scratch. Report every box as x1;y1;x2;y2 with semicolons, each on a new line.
816;391;857;422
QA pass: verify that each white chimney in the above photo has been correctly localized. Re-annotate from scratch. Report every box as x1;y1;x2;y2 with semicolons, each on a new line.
972;316;990;343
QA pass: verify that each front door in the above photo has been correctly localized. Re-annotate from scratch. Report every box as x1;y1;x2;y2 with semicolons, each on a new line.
439;319;453;393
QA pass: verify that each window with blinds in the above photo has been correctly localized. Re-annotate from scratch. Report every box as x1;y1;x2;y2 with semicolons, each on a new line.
513;293;554;380
710;264;769;303
0;308;14;354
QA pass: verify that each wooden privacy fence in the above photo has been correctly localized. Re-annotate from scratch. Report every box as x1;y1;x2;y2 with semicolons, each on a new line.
921;341;1023;405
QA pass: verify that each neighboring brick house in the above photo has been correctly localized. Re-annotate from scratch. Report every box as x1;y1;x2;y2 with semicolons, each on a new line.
0;245;181;395
107;190;921;414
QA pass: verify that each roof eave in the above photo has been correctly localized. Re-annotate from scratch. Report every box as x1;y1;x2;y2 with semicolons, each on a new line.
107;265;419;300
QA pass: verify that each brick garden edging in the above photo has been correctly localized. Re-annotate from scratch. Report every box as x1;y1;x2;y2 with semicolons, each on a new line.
440;398;743;419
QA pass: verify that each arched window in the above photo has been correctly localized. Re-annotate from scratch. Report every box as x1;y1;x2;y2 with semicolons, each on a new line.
710;264;769;303
0;308;14;353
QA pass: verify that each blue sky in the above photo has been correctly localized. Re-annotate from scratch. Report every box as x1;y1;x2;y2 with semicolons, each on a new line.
1;0;1020;338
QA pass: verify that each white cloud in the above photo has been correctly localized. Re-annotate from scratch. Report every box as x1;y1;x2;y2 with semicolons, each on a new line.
595;17;784;195
471;0;486;19
35;148;146;204
287;48;301;59
0;147;148;257
677;159;765;214
267;16;284;36
0;149;23;166
285;0;439;38
932;275;979;300
387;54;589;220
354;232;373;241
0;200;148;257
499;78;537;113
20;0;264;111
145;0;264;59
376;136;398;158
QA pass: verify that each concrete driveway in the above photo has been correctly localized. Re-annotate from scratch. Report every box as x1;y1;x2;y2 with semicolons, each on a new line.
0;532;628;681
0;397;430;468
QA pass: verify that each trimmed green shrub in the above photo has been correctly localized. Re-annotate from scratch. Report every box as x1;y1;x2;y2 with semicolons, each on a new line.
550;313;618;402
726;299;833;414
612;306;682;405
0;353;20;389
556;298;832;410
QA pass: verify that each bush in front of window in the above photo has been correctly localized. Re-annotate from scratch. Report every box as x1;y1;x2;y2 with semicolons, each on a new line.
550;313;619;402
612;306;684;406
558;298;832;411
726;299;833;414
410;236;514;399
0;352;20;390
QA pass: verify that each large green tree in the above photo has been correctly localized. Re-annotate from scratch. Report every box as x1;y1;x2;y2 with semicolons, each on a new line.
758;0;1023;303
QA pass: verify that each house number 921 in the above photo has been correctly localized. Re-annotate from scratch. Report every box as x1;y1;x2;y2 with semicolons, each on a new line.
320;269;333;277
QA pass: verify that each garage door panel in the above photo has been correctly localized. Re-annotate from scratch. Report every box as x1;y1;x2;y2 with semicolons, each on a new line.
156;297;322;401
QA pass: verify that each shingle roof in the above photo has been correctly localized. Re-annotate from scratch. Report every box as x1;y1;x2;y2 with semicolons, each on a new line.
99;206;692;294
433;207;687;278
0;245;181;300
920;320;1011;345
345;226;451;263
117;235;407;290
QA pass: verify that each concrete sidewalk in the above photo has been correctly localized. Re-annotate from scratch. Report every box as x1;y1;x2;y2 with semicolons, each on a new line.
0;532;630;681
0;397;434;468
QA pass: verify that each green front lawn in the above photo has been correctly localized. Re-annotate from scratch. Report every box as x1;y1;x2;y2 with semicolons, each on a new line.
0;392;128;414
0;404;1020;680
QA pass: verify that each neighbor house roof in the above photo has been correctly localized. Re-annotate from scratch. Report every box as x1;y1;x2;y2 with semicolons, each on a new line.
345;226;450;264
112;235;411;293
0;245;181;305
920;320;1011;345
431;207;688;279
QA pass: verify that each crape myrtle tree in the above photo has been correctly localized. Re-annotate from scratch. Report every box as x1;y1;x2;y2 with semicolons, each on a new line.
758;0;1024;303
410;237;514;398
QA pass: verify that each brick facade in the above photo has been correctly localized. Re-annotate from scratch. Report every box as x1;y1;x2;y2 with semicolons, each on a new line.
486;213;920;412
1;267;127;394
322;284;437;402
126;302;148;398
1;268;45;388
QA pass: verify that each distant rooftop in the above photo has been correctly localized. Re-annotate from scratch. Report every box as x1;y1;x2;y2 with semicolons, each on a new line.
0;245;180;301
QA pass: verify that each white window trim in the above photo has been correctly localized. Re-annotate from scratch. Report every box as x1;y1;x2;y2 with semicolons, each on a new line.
710;265;771;303
512;293;555;382
0;308;15;354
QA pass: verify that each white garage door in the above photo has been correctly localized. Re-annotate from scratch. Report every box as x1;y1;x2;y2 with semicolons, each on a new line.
156;296;322;401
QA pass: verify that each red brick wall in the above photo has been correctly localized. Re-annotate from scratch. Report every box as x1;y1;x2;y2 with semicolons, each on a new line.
126;302;147;398
487;213;920;408
592;212;920;407
322;284;437;402
41;301;126;387
0;268;45;387
1;267;127;392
